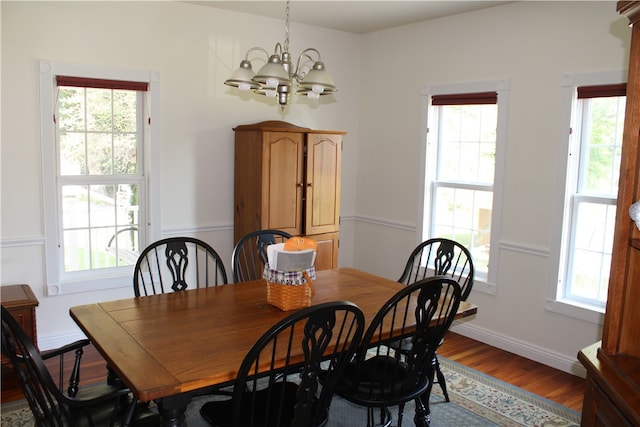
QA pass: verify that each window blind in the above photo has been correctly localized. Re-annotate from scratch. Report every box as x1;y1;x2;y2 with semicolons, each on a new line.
432;91;497;106
56;76;148;92
577;83;626;99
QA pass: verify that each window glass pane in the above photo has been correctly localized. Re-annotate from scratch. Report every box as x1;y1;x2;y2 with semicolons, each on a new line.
86;133;112;175
58;87;85;131
91;227;114;269
88;184;115;227
62;185;89;228
580;97;625;196
478;141;496;183
573;202;616;251
113;133;137;174
86;88;113;132
59;132;86;175
63;229;90;272
113;91;137;132
106;226;140;267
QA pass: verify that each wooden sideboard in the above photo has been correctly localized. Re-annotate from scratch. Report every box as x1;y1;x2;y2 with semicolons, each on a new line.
577;2;640;426
1;284;39;363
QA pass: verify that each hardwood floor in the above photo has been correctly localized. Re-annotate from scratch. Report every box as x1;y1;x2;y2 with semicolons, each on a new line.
438;332;585;413
1;332;585;413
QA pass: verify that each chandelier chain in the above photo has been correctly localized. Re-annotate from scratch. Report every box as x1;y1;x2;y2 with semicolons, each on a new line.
284;0;290;53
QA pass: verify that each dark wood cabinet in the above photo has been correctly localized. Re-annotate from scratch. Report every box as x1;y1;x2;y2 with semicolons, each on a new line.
233;121;345;270
577;2;640;426
1;284;39;360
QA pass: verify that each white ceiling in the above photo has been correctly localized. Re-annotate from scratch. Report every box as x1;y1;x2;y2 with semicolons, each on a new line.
187;1;512;34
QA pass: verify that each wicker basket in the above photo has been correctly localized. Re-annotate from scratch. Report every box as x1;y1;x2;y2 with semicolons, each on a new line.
265;269;315;311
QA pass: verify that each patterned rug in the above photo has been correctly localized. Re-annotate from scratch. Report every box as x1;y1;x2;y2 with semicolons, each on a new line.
0;357;581;426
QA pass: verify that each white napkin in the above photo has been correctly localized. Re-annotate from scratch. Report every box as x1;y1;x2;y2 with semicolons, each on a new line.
267;243;316;271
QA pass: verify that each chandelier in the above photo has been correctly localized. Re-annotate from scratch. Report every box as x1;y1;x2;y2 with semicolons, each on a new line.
224;0;337;109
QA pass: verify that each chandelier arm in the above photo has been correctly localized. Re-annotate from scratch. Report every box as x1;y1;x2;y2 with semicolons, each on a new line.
300;48;322;61
293;48;322;81
244;46;270;61
273;42;284;56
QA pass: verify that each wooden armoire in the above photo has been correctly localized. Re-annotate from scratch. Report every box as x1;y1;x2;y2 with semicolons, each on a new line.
577;2;640;425
233;121;345;271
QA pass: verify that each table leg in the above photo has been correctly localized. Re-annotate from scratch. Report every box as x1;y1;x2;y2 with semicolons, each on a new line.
156;394;191;427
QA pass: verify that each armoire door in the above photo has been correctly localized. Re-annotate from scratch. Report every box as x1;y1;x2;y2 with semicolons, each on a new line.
263;131;304;235
305;133;341;236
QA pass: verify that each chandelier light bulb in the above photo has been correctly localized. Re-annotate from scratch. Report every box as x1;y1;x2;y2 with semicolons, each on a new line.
265;89;277;98
311;84;324;94
238;82;252;91
307;91;320;100
266;77;279;89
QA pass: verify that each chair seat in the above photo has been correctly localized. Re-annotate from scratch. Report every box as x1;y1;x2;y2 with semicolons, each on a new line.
68;395;159;427
336;355;428;408
201;379;324;427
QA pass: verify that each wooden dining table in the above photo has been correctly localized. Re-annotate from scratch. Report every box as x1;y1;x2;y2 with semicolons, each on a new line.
70;267;477;427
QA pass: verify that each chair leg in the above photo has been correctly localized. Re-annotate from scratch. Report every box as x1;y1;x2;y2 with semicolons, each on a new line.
414;395;431;427
414;364;435;427
397;402;405;427
366;407;375;427
121;398;137;427
434;356;450;402
366;407;391;427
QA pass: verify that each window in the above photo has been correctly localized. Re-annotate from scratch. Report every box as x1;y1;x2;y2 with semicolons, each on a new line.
420;80;509;293
40;61;161;295
549;72;626;318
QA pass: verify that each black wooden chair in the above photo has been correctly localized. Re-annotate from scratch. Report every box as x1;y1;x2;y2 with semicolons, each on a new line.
333;277;462;427
199;301;365;427
398;238;474;299
231;229;291;283
0;306;158;427
397;237;475;402
133;236;228;297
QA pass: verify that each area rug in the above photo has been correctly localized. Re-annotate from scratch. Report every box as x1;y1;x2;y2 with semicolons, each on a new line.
0;357;581;426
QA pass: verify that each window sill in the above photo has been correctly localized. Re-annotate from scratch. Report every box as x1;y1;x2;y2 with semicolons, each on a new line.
47;272;132;295
545;299;605;325
471;279;496;296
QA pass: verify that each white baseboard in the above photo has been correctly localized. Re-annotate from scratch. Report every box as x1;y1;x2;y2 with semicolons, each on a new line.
450;322;587;378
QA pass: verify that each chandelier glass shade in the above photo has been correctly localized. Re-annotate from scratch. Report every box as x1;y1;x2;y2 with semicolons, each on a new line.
224;1;337;108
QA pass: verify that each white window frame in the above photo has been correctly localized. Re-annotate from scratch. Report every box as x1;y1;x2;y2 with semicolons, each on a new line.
547;70;626;324
40;60;162;295
419;79;509;295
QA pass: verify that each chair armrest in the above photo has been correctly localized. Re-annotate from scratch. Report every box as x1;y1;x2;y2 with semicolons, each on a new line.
40;339;91;360
40;339;92;397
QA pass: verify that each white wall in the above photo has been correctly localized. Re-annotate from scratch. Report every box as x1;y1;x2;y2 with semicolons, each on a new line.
1;1;361;346
353;1;630;375
1;1;631;376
